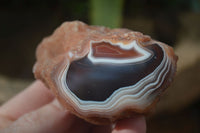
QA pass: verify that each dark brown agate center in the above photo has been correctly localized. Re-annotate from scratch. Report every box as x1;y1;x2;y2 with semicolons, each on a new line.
66;43;163;101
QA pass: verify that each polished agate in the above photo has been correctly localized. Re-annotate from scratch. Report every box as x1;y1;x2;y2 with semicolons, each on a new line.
33;21;177;124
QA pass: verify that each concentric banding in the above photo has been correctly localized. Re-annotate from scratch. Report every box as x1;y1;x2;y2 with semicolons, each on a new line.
57;40;171;116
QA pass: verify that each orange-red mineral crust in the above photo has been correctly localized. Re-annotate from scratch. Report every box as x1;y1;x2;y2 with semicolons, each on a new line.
33;21;177;125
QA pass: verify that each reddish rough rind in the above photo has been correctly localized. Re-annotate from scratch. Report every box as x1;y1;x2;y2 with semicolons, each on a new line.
33;21;178;125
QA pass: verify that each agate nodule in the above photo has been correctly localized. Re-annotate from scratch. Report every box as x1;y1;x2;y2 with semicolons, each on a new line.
33;21;178;124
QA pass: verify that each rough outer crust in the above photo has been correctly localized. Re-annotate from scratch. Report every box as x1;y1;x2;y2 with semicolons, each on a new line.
33;21;178;125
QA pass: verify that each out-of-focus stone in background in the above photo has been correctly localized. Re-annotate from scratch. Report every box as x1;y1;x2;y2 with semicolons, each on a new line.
0;0;200;132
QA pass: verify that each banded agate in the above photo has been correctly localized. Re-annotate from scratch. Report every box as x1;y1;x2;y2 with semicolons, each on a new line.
33;21;177;124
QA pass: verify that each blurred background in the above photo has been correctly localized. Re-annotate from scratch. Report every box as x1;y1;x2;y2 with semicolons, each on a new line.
0;0;200;132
